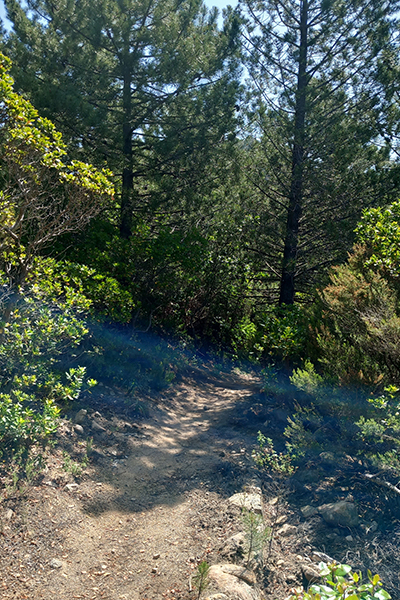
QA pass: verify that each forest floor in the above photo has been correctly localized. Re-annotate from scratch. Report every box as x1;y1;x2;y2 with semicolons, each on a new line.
1;359;400;600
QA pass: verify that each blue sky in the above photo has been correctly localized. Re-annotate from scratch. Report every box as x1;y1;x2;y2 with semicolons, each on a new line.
0;0;237;29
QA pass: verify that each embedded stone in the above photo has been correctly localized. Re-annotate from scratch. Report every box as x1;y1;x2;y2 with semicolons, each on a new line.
228;492;262;514
206;564;261;600
74;409;87;424
318;502;359;528
301;505;318;519
301;564;321;582
49;558;63;569
277;523;297;537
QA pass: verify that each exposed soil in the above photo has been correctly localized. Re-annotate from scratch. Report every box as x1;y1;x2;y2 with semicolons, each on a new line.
1;363;400;600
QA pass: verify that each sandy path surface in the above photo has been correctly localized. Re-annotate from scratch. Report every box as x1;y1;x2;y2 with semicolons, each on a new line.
0;368;264;600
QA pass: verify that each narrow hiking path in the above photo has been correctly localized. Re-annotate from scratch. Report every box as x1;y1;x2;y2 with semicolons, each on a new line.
0;367;271;600
3;363;400;599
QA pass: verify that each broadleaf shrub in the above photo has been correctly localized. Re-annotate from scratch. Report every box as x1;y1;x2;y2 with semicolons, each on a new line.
290;562;391;600
29;257;135;323
253;430;297;475
0;283;94;466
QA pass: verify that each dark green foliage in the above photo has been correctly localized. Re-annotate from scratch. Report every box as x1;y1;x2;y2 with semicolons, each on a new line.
30;257;136;324
0;52;112;472
316;197;400;386
0;281;94;461
3;0;242;236
241;0;400;304
290;562;391;600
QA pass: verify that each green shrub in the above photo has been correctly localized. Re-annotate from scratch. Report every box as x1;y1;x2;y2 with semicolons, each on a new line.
355;200;400;283
192;561;210;600
229;304;310;363
241;508;271;566
258;304;309;362
290;562;391;600
0;394;59;448
316;245;400;386
0;284;94;467
252;431;297;475
30;258;135;323
356;385;400;469
290;361;324;395
284;362;368;460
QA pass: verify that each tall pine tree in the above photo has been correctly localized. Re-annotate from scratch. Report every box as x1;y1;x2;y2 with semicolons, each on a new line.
4;0;241;237
241;0;400;304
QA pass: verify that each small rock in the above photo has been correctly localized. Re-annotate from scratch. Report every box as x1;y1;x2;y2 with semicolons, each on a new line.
277;524;297;537
301;564;321;582
151;567;157;573
74;409;87;424
92;411;102;419
91;420;106;433
276;559;285;566
65;483;79;492
220;532;245;560
229;492;262;514
345;535;354;542
244;484;262;495
153;554;160;559
74;424;84;434
300;505;318;519
368;521;378;533
44;480;56;487
312;551;334;563
276;515;288;525
319;451;335;463
49;559;63;569
318;502;359;528
3;509;13;521
286;574;297;583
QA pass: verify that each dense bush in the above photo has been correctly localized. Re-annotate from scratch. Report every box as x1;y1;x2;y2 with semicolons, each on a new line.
0;51;113;286
230;304;310;362
30;258;136;324
290;562;391;600
0;276;95;467
315;246;400;386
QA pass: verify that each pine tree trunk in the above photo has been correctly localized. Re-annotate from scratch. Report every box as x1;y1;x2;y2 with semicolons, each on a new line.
279;0;308;305
120;60;133;239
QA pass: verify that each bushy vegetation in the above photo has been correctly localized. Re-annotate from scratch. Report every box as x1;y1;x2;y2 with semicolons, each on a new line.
290;562;391;600
0;280;97;480
0;0;400;496
0;50;113;476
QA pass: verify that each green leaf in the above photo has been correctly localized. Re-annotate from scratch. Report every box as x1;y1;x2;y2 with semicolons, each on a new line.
374;590;391;600
372;574;381;586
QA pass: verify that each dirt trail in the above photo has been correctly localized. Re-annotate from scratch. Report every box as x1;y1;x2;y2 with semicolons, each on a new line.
0;368;266;600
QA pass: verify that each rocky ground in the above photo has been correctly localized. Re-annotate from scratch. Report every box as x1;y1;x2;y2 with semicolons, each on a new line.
0;362;400;599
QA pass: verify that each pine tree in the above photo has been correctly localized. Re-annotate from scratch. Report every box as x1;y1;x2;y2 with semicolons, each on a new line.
4;0;241;237
241;0;400;304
